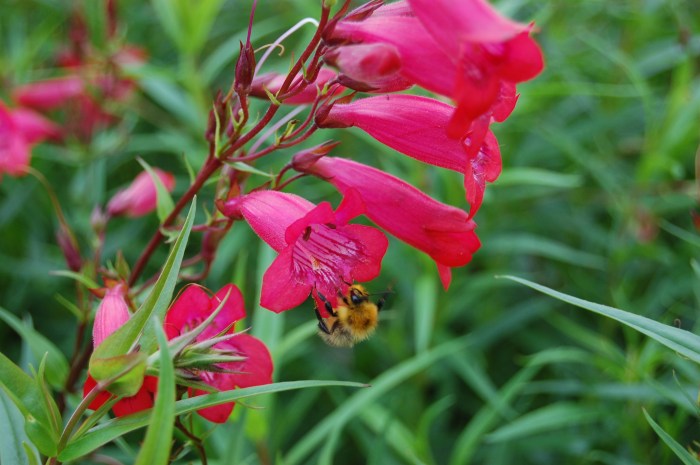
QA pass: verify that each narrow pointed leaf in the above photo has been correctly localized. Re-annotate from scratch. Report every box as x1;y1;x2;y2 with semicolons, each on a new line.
134;320;175;465
59;380;366;461
90;201;196;377
643;409;700;465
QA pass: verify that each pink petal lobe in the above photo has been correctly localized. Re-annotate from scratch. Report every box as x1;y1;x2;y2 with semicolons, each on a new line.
436;263;453;289
343;224;388;282
260;248;313;312
285;201;335;246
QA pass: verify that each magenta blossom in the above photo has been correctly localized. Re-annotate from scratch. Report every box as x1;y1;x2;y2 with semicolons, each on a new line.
218;190;388;312
330;0;543;137
107;168;175;218
165;284;273;423
317;94;501;216
0;101;62;179
292;156;480;288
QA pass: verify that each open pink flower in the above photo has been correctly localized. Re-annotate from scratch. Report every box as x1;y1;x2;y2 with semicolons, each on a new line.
293;156;480;288
165;284;273;423
218;190;388;312
0;101;62;179
106;168;175;218
330;0;543;137
317;94;501;216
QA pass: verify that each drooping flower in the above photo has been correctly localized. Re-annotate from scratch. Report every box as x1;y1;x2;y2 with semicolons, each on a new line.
316;94;501;216
106;168;175;218
329;0;543;137
292;155;480;288
0;101;62;179
164;284;273;423
218;190;388;312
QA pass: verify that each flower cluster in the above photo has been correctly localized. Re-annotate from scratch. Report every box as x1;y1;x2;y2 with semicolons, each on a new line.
3;0;543;445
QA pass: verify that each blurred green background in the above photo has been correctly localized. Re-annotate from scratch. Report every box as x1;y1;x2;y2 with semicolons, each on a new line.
1;0;700;463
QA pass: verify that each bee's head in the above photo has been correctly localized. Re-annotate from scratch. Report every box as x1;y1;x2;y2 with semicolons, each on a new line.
348;285;369;305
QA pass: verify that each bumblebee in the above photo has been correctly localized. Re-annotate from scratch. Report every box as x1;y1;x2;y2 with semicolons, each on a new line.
315;284;385;347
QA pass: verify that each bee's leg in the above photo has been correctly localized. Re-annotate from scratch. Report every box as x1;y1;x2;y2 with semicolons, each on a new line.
377;297;385;312
316;291;337;317
315;307;332;335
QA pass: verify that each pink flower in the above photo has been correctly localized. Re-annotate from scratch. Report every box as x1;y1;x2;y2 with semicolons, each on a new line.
330;0;543;137
93;283;131;348
106;168;175;218
317;94;501;216
218;190;388;312
292;156;480;288
250;68;345;105
165;284;273;423
324;43;412;93
0;101;62;179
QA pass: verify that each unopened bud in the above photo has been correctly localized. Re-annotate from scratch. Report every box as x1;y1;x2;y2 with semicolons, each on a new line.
234;42;256;95
291;141;340;172
93;283;130;348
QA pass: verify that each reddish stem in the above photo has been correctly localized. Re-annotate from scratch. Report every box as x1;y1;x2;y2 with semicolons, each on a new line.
128;156;223;286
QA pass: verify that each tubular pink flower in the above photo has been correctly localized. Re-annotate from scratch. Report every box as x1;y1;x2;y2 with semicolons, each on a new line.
250;68;345;105
165;284;273;423
12;76;86;111
0;101;62;179
106;168;175;218
218;190;388;312
317;94;501;216
93;283;131;348
293;156;480;288
331;0;543;137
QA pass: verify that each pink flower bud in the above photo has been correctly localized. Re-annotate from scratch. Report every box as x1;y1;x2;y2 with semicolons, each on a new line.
107;168;175;218
93;284;130;348
234;41;256;95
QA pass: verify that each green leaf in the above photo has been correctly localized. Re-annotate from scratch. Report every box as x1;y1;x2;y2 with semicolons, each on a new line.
485;403;603;443
285;337;471;465
0;307;69;389
59;380;366;461
0;353;59;457
48;270;99;290
413;274;436;353
0;389;36;465
643;409;700;465
90;200;196;376
134;319;175;465
501;275;700;363
137;158;175;224
90;352;147;398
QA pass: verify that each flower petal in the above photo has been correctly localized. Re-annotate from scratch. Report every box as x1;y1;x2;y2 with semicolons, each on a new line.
260;248;313;312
